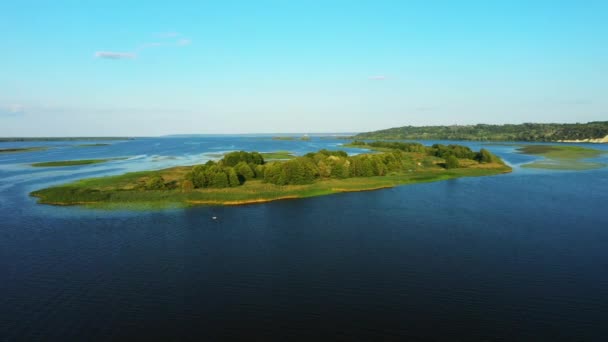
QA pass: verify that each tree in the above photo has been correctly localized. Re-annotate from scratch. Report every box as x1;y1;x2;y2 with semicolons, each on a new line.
445;155;460;169
209;171;229;188
476;148;495;163
235;161;254;181
227;168;240;187
146;175;166;190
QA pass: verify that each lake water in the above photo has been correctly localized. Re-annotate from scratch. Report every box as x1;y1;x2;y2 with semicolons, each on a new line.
1;136;607;340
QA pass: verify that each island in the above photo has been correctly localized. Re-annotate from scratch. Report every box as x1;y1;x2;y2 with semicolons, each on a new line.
271;136;311;141
76;143;111;147
355;121;608;143
0;137;132;142
518;145;605;170
31;142;511;208
31;158;127;167
0;147;48;154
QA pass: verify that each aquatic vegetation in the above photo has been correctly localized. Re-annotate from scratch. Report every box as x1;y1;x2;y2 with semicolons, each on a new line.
31;157;127;167
518;145;605;170
0;147;48;154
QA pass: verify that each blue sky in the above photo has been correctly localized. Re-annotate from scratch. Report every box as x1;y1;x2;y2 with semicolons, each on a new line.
1;0;606;136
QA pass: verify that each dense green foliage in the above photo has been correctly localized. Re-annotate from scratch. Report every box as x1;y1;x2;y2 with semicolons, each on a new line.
222;151;264;167
183;144;504;189
185;151;263;189
355;121;608;142
350;141;503;164
444;155;460;169
145;175;166;190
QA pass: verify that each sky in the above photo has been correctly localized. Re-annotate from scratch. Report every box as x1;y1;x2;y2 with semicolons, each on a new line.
1;0;607;136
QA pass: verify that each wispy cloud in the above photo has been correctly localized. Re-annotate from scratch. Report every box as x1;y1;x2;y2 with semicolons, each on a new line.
176;38;191;46
0;104;25;116
139;42;162;49
94;51;136;59
159;31;180;38
95;32;191;61
369;75;388;80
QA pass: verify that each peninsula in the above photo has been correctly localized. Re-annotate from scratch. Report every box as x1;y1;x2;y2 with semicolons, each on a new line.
355;121;608;143
31;142;510;208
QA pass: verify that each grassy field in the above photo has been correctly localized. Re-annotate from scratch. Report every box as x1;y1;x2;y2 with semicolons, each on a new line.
30;162;511;208
0;147;48;154
518;145;606;170
31;158;126;167
260;151;295;160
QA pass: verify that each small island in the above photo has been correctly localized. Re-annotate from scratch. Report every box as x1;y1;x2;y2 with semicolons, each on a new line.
271;136;311;141
518;145;605;170
76;143;111;147
0;147;48;154
31;158;126;167
31;142;511;208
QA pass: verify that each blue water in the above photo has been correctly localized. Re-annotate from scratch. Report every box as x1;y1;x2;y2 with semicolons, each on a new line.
1;137;607;340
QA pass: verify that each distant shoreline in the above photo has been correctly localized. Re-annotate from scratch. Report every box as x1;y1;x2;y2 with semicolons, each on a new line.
0;137;134;142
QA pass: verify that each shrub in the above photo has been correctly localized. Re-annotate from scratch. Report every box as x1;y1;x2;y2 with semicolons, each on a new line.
181;179;194;192
145;175;166;190
444;155;460;169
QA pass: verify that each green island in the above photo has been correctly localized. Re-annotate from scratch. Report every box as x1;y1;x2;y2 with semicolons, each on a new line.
271;136;311;141
31;142;511;208
355;121;608;142
0;137;132;142
518;145;606;170
31;158;127;167
0;147;48;154
76;143;111;147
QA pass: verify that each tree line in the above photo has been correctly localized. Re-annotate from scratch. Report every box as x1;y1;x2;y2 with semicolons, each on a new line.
354;121;608;142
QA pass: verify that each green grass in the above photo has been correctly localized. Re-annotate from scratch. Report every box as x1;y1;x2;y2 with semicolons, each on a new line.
31;157;127;167
0;147;48;154
30;164;511;209
518;145;606;170
260;151;295;160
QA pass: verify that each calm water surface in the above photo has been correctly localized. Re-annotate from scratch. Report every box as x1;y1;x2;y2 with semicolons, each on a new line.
1;136;607;340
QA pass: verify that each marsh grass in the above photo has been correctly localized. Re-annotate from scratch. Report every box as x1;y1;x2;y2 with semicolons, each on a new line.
518;145;606;170
31;157;128;167
0;147;48;154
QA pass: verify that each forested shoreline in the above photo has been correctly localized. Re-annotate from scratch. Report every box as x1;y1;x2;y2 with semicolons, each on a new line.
355;122;608;142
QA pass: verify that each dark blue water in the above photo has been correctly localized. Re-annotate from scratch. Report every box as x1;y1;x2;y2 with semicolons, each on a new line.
1;137;607;341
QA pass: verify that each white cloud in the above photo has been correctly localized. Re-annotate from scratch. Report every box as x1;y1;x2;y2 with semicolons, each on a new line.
176;38;191;46
94;51;137;59
159;31;180;38
0;104;25;116
369;75;388;80
94;33;191;60
140;42;162;48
